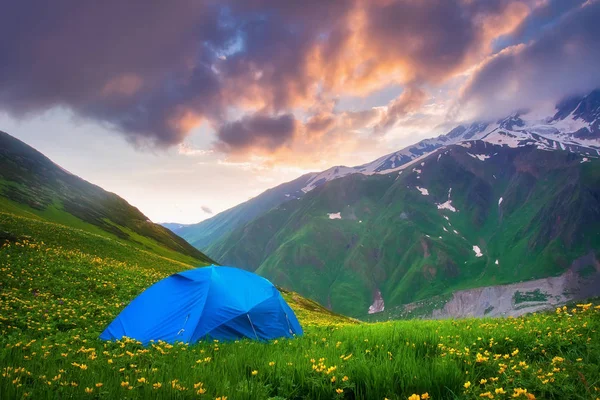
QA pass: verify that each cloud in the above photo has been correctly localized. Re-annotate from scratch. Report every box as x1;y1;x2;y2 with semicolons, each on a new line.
0;1;228;146
455;0;600;120
177;143;213;156
375;87;427;133
215;114;298;153
0;0;561;159
201;206;213;215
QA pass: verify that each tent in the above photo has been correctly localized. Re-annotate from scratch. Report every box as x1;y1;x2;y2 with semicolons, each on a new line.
100;266;303;344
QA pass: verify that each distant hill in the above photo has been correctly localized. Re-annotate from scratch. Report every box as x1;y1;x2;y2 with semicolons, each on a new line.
0;130;213;265
166;172;317;250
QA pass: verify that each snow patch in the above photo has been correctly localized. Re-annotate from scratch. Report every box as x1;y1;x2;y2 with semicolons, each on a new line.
412;168;422;174
437;201;457;212
467;152;490;161
437;187;457;212
498;197;503;206
581;157;589;163
327;212;342;220
416;187;429;196
495;259;499;265
472;245;483;257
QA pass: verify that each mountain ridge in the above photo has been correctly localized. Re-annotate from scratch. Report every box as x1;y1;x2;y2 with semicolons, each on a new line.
173;89;600;252
207;140;600;317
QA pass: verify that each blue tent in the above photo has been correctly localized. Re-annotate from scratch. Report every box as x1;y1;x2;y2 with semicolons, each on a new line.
100;266;303;344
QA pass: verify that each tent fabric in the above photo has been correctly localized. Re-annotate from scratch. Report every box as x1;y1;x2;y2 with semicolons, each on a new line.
99;266;303;344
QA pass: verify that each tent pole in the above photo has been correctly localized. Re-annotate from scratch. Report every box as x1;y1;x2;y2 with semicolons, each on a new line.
247;314;259;340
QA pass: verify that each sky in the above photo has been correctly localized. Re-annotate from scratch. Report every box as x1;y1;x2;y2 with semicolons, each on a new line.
1;0;600;224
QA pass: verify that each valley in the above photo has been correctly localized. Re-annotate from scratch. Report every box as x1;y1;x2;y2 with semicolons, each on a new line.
0;109;599;399
1;211;599;399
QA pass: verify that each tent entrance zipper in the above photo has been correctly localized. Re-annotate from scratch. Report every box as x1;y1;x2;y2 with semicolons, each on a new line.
177;314;190;336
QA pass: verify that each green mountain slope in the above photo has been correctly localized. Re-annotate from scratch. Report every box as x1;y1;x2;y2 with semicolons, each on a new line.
0;130;213;265
3;210;599;400
167;172;316;250
208;142;600;317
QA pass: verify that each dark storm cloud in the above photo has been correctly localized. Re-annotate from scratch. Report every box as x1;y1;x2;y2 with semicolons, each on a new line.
215;114;298;153
458;1;600;120
0;1;231;146
0;0;568;155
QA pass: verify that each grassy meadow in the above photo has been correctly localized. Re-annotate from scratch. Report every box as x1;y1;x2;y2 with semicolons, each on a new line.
1;212;599;399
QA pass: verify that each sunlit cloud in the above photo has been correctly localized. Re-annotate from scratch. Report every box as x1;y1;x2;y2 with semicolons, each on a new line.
1;0;597;169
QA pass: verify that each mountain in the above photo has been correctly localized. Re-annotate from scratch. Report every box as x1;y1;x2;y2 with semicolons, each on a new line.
167;172;317;249
0;130;213;265
206;102;600;317
299;90;600;194
175;90;600;253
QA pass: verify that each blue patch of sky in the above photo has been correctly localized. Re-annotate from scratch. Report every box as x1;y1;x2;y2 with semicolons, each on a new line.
334;84;404;113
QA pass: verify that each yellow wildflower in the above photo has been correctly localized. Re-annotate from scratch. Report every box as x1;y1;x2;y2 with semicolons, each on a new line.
84;387;93;394
252;370;258;376
336;388;344;394
464;381;472;389
408;395;421;400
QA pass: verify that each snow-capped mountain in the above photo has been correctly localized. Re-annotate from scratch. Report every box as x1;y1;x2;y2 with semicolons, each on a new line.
300;89;600;193
174;89;600;253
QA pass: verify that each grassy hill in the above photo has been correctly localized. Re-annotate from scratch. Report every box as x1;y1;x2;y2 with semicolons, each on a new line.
0;130;213;265
1;211;599;399
207;143;600;317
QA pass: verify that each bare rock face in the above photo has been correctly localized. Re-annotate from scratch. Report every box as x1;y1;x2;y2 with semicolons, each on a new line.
368;289;385;314
430;253;600;319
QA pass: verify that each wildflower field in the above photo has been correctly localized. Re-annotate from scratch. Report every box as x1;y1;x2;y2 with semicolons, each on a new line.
1;212;599;399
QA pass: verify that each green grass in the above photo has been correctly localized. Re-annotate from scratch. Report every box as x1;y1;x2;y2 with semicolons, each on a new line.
1;211;600;399
514;290;549;304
